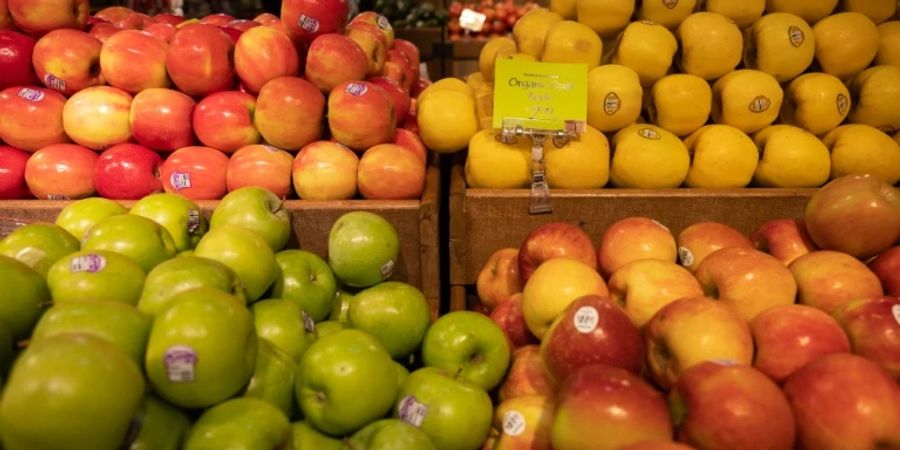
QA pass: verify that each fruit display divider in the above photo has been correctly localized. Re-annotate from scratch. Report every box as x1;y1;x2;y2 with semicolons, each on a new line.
447;162;816;311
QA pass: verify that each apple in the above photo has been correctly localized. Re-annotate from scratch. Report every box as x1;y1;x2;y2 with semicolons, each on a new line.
0;255;49;340
159;146;230;200
392;39;420;77
833;296;900;379
0;146;29;199
234;26;298;94
137;255;244;317
281;0;348;45
0;334;144;450
350;418;436;450
55;197;127;241
392;128;427;164
143;22;177;42
0;86;68;152
99;29;169;94
304;33;368;93
790;250;884;313
183;397;290;449
193;224;278;302
81;214;176;273
382;48;416;92
165;23;234;96
292;421;348;449
813;12;880;81
750;218;817;265
130;88;196;152
328;81;396;151
804;174;900;259
869;246;900;296
7;0;89;36
608;259;704;327
130;192;208;253
209;186;291;251
780;72;851;135
270;249;338;322
93;6;140;29
128;396;191;450
619;443;695;450
783;353;900;450
243;339;296;417
347;22;389;76
93;143;163;200
252;298;317;362
192;90;260;153
743;12;816;83
88;22;120;43
62;85;133;150
486;395;554;450
498;345;554;402
291;140;359;200
45;250;145;305
422;310;509;390
254;76;325;150
368;76;410;126
676;11;743;80
490;293;538;349
598;217;677;278
0;222;80;277
711;69;784;134
357;143;426;200
347;281;431;359
477;248;522;310
521;258;608;339
518;222;597;284
670;361;795;450
226;144;293;198
31;29;102;96
0;30;37;89
676;221;754;272
328;211;400;288
199;13;235;26
24;143;97;199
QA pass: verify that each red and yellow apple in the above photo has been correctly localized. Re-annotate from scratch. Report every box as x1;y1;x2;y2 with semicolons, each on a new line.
32;29;103;96
750;218;818;266
521;258;608;339
357;143;425;200
130;88;196;152
598;217;677;278
490;293;538;350
291;140;358;200
234;26;299;94
518;222;597;284
100;29;170;94
789;250;884;313
281;0;349;45
477;248;522;310
832;296;900;380
676;221;754;272
328;81;395;151
62;85;133;150
0;86;68;152
490;395;554;450
254;76;324;150
608;259;704;327
498;345;554;402
24;143;97;199
869;246;900;296
165;23;235;97
225;144;293;198
192;91;260;153
7;0;89;36
159;146;229;200
304;33;368;93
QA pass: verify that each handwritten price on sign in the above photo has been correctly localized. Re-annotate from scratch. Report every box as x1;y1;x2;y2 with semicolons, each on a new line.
493;59;587;132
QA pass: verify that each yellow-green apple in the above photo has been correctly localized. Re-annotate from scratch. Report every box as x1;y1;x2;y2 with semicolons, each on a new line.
521;258;608;339
869;246;900;295
823;124;900;185
619;442;696;450
491;293;539;349
7;0;89;36
31;29;102;96
129;192;207;253
225;144;292;198
254;76;325;150
833;296;900;379
99;29;169;94
518;222;597;283
0;334;144;450
128;396;191;450
88;22;119;43
789;250;884;313
783;353;900;450
347;22;389;76
210;186;291;251
803;174;900;259
81;214;177;272
744;12;815;82
781;72;851;135
0;222;79;277
608;259;704;327
638;0;697;29
55;197;127;242
192;91;260;153
750;304;850;382
130;88;196;152
711;69;783;133
159;146;229;200
143;22;177;42
63;85;134;150
270;249;338;322
194;224;278;301
93;143;163;200
291;421;348;449
145;287;256;408
304;33;368;93
676;12;743;80
694;246;798;321
477;247;522;310
165;24;235;96
328;81;396;150
586;64;642;133
234;26;299;94
242;339;296;416
848;65;900;133
840;0;896;24
750;218;817;265
813;12;879;80
610;124;690;188
683;124;759;188
392;128;426;163
0;145;30;199
612;21;677;87
488;395;554;450
281;0;348;45
348;281;431;359
646;74;711;137
676;221;754;272
753;124;831;188
185;397;288;449
368;77;410;127
422;310;511;390
0;255;49;340
0;30;37;89
0;86;67;152
877;20;900;65
551;364;673;450
669;361;795;450
327;211;399;288
45;249;145;305
598;217;677;277
357;143;425;200
291;140;359;200
645;296;754;389
539;19;602;69
138;255;243;316
24;143;97;199
350;418;436;450
252;298;316;362
499;345;554;402
765;0;837;24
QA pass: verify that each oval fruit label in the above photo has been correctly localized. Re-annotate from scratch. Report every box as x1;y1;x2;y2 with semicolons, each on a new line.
749;96;771;113
604;92;621;115
345;83;368;96
788;26;805;47
638;127;661;140
573;306;599;333
502;411;526;436
836;93;849;116
663;0;678;9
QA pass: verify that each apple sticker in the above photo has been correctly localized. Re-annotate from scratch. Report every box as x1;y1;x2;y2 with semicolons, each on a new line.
892;304;900;327
502;411;526;437
574;306;599;333
69;253;106;273
164;345;198;383
398;395;428;427
678;246;694;267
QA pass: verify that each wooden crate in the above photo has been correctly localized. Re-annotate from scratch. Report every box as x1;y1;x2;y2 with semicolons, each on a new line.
448;164;816;311
0;165;442;319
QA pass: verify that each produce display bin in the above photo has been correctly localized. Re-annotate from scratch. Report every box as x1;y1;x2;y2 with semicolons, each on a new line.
447;163;816;311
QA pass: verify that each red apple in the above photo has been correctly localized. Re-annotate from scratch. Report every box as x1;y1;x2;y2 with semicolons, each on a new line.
8;0;89;36
234;26;299;94
88;22;119;43
392;38;421;82
0;30;37;89
25;143;97;199
676;221;754;272
356;143;424;200
477;247;522;309
518;222;597;284
328;80;396;150
291;140;358;200
281;0;349;45
670;361;795;450
346;22;388;76
130;88;196;152
410;78;430;99
783;353;900;450
597;217;677;278
750;304;850;383
498;345;554;402
152;13;185;27
100;29;170;94
255;76;324;150
62;85;133;150
142;22;176;43
490;293;538;349
833;296;900;380
348;11;394;48
368;76;410;126
804;174;900;259
165;23;235;97
159;146;229;200
391;128;427;164
32;29;103;96
192;91;260;153
253;13;280;26
0;86;68;152
304;33;368;93
218;26;242;44
224;19;260;34
383;48;415;92
869;246;900;296
0;145;30;199
789;250;884;313
750;218;818;266
225;144;293;198
199;13;235;27
93;6;141;30
0;0;11;30
93;143;162;199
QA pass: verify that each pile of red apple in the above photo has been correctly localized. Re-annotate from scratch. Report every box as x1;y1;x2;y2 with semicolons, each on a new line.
475;173;900;450
446;0;539;41
0;0;433;203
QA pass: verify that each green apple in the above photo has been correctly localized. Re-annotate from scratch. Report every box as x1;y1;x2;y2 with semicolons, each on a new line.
183;397;291;450
0;255;49;340
0;334;145;450
315;320;345;338
348;282;431;359
349;419;437;450
145;287;257;409
138;255;245;316
421;311;511;391
244;338;296;417
296;329;399;436
193;224;278;302
0;320;15;380
394;361;410;388
130;193;208;253
252;298;317;362
393;367;493;450
330;288;356;323
47;250;146;305
328;211;400;288
210;186;292;251
292;421;349;450
55;197;128;241
0;222;80;277
129;396;191;450
30;299;151;367
81;214;177;272
272;249;338;322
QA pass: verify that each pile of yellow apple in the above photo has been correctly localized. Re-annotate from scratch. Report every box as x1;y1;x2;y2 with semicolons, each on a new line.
415;0;900;190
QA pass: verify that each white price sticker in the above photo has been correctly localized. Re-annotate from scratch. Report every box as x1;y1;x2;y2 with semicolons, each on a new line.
502;411;526;436
301;310;316;334
459;8;487;32
573;306;599;333
678;246;694;267
17;87;44;102
398;395;428;427
70;254;106;273
170;171;192;190
892;304;900;327
44;74;66;93
380;259;395;278
297;14;320;33
164;345;198;383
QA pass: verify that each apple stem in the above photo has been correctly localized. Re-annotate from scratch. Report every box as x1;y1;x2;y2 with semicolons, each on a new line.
273;197;286;214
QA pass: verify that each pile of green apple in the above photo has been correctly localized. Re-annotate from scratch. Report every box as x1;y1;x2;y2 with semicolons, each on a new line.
0;186;511;450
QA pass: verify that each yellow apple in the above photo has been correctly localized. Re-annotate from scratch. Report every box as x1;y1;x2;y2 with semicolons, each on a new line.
813;12;879;80
764;0;837;24
647;73;711;136
609;259;704;327
465;129;532;188
545;125;610;188
639;0;698;29
541;20;602;68
418;89;478;154
876;20;900;66
490;396;555;450
840;0;896;24
712;69;783;133
676;12;744;80
744;12;815;82
684;124;759;188
822;124;900;185
521;258;608;339
703;0;765;28
610;124;690;188
753;124;831;187
781;72;851;135
512;9;563;59
587;64;643;132
848;65;900;133
549;0;576;19
575;0;634;38
612;20;678;86
479;36;517;82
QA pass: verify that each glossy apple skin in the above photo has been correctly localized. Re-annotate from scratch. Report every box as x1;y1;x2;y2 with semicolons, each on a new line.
234;26;299;94
99;29;170;94
490;395;555;450
789;250;884;313
328;80;396;151
159;146;229;200
88;22;119;43
165;23;235;97
619;442;695;450
291;140;358;200
0;145;30;199
93;143;163;200
477;247;522;310
226;144;293;198
868;246;900;296
518;222;597;284
0;86;68;152
498;345;554;402
608;259;704;327
598;217;677;277
357;143;425;200
254;76;325;150
783;353;900;450
382;48;415;92
153;13;184;26
130;88;196;152
192;91;261;153
304;33;368;93
833;296;900;380
93;6;141;29
24;143;97;199
676;221;754;272
0;0;11;30
7;0;90;36
490;293;539;349
143;22;177;43
368;76;410;126
391;128;427;164
750;218;818;265
346;21;388;76
0;30;38;89
281;0;349;45
31;29;103;96
392;39;420;80
750;304;850;383
522;258;609;339
62;85;134;151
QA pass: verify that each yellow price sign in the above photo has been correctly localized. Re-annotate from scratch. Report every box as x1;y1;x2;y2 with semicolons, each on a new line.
492;58;588;133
